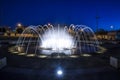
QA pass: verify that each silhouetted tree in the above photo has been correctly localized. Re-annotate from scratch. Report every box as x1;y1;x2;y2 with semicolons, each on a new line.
16;26;24;34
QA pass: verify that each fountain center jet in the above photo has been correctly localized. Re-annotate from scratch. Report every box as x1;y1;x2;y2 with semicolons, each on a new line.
41;27;74;54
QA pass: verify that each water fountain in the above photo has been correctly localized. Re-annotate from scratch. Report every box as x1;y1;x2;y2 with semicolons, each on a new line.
9;24;102;58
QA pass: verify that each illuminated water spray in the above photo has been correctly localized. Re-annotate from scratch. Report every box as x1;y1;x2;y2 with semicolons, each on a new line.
41;26;74;51
11;24;100;57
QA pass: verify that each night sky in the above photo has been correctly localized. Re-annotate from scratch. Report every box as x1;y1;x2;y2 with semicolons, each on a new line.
0;0;120;31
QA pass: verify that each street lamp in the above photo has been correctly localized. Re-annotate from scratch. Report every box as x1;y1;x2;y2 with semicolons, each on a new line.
48;23;51;26
17;23;22;27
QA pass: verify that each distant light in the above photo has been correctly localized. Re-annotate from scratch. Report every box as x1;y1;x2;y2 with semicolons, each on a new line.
57;70;63;76
48;23;51;26
69;55;78;58
12;51;19;54
110;25;113;29
81;54;91;57
72;25;75;28
65;26;67;27
81;29;83;32
18;53;26;55
17;23;22;27
38;55;47;58
26;54;35;57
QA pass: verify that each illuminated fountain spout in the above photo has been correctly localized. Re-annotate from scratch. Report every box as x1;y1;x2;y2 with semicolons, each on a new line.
41;25;74;55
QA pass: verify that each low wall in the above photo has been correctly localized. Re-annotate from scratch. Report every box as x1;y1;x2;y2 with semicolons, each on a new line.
0;57;7;69
110;56;120;69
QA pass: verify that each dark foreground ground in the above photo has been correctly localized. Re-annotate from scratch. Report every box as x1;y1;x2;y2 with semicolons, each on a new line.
0;43;120;80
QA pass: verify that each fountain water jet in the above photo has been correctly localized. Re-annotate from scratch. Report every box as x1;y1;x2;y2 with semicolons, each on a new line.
10;24;101;58
41;26;74;55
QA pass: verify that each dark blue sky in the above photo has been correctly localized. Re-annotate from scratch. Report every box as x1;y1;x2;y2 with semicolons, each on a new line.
0;0;120;31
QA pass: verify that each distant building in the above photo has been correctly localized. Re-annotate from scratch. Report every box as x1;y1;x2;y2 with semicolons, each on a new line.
108;31;120;40
0;26;11;35
116;31;120;40
0;27;6;35
96;30;120;40
107;31;116;40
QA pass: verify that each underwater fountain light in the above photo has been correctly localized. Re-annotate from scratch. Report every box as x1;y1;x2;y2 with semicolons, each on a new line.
57;69;63;76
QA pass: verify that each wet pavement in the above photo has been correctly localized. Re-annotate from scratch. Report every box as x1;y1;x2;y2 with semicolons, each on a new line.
0;43;120;80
